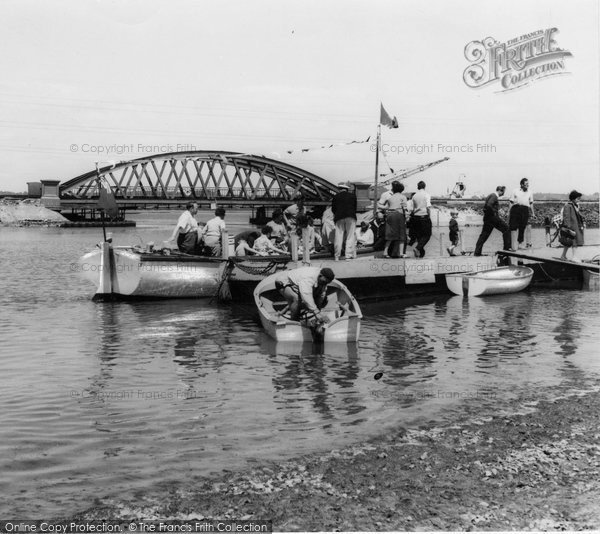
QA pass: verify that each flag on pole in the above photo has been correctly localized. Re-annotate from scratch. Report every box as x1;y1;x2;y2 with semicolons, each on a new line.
380;103;398;128
97;186;119;219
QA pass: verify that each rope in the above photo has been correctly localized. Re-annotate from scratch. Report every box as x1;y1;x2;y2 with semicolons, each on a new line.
538;263;560;283
230;258;289;276
213;260;235;302
214;258;289;302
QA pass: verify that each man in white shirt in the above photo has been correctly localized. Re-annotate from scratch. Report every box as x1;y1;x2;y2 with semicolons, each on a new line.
266;209;289;247
283;196;304;231
409;181;432;258
355;221;374;247
320;205;335;254
167;203;200;253
377;185;393;212
509;177;534;250
200;207;226;256
275;267;335;321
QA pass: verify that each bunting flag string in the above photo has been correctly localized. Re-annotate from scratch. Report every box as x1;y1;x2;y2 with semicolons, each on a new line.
217;136;371;163
282;135;371;156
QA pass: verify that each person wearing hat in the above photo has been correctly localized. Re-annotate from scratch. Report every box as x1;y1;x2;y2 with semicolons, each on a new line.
275;267;335;321
332;183;357;260
559;190;585;261
447;210;460;256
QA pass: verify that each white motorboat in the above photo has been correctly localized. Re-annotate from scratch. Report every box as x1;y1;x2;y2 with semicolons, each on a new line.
254;271;362;342
79;241;226;299
445;265;534;297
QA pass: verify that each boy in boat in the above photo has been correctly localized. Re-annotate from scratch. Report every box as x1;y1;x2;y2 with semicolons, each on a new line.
234;230;260;256
200;207;226;256
254;226;287;255
447;210;460;256
275;267;335;321
355;220;374;247
266;209;289;248
166;202;201;254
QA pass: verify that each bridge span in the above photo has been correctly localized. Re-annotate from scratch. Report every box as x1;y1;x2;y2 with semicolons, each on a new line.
59;151;340;210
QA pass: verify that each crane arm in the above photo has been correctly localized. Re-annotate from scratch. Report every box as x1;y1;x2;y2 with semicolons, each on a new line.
378;157;450;187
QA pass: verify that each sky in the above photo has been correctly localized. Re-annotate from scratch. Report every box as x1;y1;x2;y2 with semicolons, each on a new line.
0;0;598;196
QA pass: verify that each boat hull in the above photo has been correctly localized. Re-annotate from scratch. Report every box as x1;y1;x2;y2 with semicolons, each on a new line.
79;243;225;299
445;266;534;297
231;255;498;302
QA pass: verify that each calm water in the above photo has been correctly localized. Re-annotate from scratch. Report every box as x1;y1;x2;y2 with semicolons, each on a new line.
1;214;599;517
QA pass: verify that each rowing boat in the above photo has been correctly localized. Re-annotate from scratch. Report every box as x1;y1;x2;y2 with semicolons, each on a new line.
445;265;534;297
254;271;362;342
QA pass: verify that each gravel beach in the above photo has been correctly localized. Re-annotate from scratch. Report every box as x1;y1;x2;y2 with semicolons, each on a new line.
72;379;600;531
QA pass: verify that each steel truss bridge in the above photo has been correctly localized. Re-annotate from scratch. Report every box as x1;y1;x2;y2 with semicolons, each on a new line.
59;151;340;209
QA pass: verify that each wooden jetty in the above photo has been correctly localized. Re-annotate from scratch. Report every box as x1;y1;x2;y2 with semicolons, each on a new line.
498;245;600;290
227;253;498;302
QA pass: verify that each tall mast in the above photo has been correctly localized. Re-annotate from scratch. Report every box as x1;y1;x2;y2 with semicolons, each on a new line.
373;124;381;217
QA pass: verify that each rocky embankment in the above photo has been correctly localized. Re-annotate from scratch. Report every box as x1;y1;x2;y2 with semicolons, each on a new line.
0;199;67;226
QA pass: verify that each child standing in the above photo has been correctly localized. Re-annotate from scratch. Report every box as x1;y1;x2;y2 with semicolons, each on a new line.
447;210;460;256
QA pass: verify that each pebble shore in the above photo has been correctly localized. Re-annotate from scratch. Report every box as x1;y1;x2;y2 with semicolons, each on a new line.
72;379;600;531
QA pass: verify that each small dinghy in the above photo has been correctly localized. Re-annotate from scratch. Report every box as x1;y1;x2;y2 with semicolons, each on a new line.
445;265;534;297
254;271;362;343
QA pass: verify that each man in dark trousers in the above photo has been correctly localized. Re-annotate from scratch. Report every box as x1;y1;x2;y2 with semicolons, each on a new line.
474;185;512;256
410;180;433;258
332;183;357;260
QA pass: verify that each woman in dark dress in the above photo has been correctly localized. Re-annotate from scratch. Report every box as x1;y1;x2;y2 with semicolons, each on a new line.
559;190;585;261
382;181;408;258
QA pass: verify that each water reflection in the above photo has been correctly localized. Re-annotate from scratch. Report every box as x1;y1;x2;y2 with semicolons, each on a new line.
259;336;365;423
553;297;582;358
3;224;600;518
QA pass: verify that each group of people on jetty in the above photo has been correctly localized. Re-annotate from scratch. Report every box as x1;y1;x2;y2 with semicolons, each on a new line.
473;179;586;262
164;177;587;262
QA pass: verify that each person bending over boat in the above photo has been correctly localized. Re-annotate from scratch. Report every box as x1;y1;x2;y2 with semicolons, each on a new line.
200;207;226;256
275;267;335;321
166;202;201;254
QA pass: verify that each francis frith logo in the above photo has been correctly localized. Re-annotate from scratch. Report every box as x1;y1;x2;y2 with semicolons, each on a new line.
463;28;572;92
